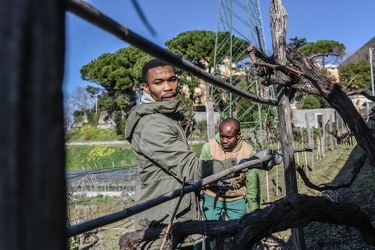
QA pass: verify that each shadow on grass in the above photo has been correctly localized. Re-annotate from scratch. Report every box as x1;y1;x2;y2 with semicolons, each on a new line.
297;143;375;250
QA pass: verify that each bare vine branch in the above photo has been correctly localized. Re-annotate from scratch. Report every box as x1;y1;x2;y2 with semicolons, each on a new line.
296;153;368;191
246;45;327;96
325;119;353;145
119;193;375;249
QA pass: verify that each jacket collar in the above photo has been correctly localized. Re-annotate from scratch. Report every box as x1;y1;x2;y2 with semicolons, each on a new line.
125;97;184;142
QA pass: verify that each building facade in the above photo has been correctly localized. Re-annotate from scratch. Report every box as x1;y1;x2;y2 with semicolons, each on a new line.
291;108;339;129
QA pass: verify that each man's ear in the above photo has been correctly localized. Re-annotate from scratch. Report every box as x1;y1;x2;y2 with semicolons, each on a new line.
142;83;149;94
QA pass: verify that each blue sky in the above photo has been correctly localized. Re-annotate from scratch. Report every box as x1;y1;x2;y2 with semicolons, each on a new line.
64;0;375;95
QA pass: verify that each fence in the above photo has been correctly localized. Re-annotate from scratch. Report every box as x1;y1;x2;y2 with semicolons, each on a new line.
67;167;137;249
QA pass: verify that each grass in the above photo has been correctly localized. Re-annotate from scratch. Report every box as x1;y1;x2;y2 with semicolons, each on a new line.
257;142;375;249
66;127;375;249
66;145;137;170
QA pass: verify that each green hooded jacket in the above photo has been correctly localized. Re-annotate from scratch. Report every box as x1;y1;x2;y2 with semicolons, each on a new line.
125;98;237;248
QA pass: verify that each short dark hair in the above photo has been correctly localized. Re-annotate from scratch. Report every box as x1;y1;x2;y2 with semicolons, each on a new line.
142;58;173;84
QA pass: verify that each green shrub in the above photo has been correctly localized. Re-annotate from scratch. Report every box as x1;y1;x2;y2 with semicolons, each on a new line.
87;145;116;162
84;111;100;125
79;125;116;141
302;95;320;109
75;116;82;123
192;143;204;158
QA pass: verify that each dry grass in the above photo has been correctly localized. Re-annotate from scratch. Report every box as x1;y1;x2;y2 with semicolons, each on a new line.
258;141;375;249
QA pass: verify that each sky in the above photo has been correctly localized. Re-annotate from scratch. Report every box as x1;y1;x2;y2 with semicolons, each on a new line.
64;0;375;95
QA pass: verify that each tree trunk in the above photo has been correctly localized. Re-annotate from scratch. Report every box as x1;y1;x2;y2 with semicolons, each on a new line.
0;1;67;249
205;105;215;140
270;0;306;248
328;84;375;166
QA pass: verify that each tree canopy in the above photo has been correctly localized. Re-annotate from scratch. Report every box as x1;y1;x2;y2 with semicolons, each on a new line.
339;60;371;91
302;95;320;109
165;30;250;71
165;30;216;70
68;86;93;114
79;30;251;116
77;31;349;128
80;46;148;113
299;40;346;66
299;40;346;56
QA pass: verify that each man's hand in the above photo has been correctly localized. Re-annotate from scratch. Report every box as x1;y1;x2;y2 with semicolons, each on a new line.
238;150;283;172
268;151;282;167
212;179;234;208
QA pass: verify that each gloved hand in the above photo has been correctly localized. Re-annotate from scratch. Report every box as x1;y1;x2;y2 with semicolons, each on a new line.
268;151;282;167
212;179;234;208
241;150;283;171
238;158;247;165
254;149;272;159
237;158;249;173
238;149;273;163
258;150;282;170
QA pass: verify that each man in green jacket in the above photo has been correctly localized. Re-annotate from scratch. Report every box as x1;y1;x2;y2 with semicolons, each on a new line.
200;118;260;249
125;58;243;250
200;118;260;218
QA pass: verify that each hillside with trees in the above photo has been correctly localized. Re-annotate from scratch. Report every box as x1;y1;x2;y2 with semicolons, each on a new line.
68;33;352;136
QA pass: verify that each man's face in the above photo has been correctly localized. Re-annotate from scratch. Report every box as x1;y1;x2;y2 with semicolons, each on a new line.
219;124;240;151
142;65;178;101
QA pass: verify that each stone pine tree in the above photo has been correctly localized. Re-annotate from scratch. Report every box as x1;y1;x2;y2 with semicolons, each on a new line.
0;1;67;250
299;39;346;67
80;46;149;115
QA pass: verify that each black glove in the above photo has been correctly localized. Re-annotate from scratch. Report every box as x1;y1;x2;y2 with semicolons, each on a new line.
238;158;247;164
212;179;234;208
236;158;250;174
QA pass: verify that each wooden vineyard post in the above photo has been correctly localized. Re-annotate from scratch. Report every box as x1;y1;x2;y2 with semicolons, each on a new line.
270;0;306;248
